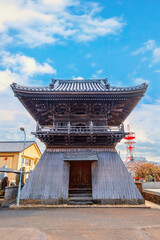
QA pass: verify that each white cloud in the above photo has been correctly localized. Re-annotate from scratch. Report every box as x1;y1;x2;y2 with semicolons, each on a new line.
0;85;45;150
117;101;160;162
0;51;56;91
97;69;103;74
92;69;104;78
128;102;160;144
132;40;155;55
73;76;84;80
85;54;92;58
0;0;125;47
0;109;18;122
0;69;21;91
0;84;45;152
17;29;57;48
91;62;96;67
20;56;56;76
132;39;160;68
0;33;13;48
0;52;56;77
133;77;150;85
149;47;160;67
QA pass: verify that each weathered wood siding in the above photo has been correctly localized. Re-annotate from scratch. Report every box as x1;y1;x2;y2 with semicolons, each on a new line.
20;150;69;200
20;148;143;201
92;150;143;200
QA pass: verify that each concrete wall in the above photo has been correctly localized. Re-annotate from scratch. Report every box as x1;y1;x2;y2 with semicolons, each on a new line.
4;186;18;201
142;182;160;190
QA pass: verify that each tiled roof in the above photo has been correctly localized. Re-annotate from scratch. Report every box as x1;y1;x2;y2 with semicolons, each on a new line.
0;141;35;153
53;80;106;91
11;79;148;93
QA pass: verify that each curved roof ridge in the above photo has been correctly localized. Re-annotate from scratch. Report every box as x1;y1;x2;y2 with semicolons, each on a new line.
51;78;107;82
11;81;148;93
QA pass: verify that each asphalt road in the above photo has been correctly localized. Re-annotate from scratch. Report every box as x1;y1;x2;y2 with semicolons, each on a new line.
0;208;160;240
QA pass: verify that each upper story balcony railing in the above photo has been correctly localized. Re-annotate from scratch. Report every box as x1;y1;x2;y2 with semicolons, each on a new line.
35;124;125;135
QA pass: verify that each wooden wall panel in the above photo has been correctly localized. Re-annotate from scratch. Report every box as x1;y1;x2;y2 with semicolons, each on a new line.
20;147;143;201
92;150;143;200
20;150;69;200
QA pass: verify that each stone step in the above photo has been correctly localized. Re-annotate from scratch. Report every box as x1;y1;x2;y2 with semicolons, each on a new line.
69;193;92;197
69;188;92;195
68;200;93;205
69;197;93;200
68;196;94;205
69;188;91;191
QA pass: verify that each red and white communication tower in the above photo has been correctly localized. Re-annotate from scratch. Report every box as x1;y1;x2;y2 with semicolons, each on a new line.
124;124;136;163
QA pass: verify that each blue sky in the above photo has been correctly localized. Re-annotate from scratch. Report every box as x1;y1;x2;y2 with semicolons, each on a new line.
0;0;160;162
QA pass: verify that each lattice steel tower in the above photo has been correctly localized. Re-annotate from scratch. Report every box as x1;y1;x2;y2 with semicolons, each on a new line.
124;124;136;163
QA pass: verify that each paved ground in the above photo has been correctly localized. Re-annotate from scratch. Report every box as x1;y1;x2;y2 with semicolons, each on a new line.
0;207;160;240
145;200;160;209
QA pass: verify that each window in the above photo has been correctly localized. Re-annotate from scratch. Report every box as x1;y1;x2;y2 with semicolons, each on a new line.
57;122;67;127
94;122;105;126
24;158;31;166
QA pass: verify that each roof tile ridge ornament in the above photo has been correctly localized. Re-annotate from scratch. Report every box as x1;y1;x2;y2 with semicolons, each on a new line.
10;82;17;89
141;82;148;88
49;78;57;89
102;78;110;89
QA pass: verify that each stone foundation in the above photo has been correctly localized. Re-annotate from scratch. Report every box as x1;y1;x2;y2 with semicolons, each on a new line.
20;198;144;205
20;199;67;205
142;191;160;204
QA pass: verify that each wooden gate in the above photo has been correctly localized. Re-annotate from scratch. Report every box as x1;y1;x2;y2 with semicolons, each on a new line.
69;161;92;191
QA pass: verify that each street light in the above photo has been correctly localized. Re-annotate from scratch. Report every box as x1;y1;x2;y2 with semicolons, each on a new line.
17;127;26;206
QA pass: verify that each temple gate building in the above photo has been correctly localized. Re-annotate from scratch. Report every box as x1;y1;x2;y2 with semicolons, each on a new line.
11;78;148;204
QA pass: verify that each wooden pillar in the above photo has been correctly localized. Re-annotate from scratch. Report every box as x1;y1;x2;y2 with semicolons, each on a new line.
36;123;39;132
53;115;55;129
90;121;93;134
68;121;71;134
121;123;124;133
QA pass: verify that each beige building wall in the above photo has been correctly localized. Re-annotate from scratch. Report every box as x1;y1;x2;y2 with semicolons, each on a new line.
0;143;41;182
17;143;41;170
0;153;19;181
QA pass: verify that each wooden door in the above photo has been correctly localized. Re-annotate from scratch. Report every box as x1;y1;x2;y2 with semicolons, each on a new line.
69;161;92;190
